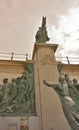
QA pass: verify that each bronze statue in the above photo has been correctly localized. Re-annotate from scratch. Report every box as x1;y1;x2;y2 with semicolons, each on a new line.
43;74;75;110
35;16;50;43
73;79;79;90
0;63;36;116
43;73;79;130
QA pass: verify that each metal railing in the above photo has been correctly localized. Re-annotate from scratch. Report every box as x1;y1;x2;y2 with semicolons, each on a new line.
56;56;79;64
0;51;79;64
0;52;30;61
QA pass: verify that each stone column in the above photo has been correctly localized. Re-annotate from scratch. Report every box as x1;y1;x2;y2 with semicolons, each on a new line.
32;43;71;130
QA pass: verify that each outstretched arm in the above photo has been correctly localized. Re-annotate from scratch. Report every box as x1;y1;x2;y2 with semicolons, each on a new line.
43;80;57;87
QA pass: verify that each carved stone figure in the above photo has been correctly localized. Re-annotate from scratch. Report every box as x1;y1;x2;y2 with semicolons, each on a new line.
73;79;79;90
43;74;75;110
65;74;78;95
0;63;36;116
43;70;79;130
0;78;18;113
57;63;63;74
1;78;9;102
35;16;50;43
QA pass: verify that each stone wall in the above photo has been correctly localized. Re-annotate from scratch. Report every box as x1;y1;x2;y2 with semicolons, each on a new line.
61;63;79;81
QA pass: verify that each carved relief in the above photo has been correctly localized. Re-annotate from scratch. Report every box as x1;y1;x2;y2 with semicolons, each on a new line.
0;63;36;116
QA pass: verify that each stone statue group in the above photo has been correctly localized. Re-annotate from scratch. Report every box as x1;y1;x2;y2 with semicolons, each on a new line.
43;71;79;112
0;64;35;115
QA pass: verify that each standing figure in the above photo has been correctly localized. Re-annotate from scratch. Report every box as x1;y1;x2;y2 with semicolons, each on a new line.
73;79;79;90
43;74;75;111
65;74;77;95
1;78;9;103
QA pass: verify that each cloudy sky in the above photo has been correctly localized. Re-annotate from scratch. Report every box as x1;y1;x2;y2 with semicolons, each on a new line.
0;0;79;61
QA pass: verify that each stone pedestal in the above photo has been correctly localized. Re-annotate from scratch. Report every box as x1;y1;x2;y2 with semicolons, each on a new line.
32;43;71;130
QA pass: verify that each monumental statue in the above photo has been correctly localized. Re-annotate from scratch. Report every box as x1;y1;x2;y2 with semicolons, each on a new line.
43;63;79;130
43;74;75;111
35;16;50;43
0;63;36;116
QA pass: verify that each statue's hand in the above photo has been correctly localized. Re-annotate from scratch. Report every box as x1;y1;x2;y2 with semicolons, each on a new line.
43;80;46;84
43;80;54;87
43;80;48;86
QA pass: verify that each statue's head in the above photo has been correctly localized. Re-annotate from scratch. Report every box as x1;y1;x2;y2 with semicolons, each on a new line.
3;78;8;83
65;74;70;82
73;79;77;83
59;74;65;83
11;78;16;82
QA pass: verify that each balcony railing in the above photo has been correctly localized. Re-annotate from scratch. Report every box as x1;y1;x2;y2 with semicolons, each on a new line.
0;51;79;64
56;56;79;64
0;52;30;61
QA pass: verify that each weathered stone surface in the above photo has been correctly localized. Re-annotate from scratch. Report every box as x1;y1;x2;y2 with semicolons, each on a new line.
32;43;71;130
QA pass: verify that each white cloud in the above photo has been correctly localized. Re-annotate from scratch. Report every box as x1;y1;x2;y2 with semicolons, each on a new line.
0;0;79;60
49;7;79;59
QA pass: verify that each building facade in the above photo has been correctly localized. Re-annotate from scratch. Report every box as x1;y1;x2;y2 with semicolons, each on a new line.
0;43;78;130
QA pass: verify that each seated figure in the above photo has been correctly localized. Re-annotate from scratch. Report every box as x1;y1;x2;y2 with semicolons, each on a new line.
35;16;50;43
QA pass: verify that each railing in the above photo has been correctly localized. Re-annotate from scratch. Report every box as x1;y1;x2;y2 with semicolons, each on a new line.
0;52;79;64
0;52;30;61
56;56;79;64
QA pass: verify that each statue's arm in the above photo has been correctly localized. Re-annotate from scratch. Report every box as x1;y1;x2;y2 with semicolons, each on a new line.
43;80;57;87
